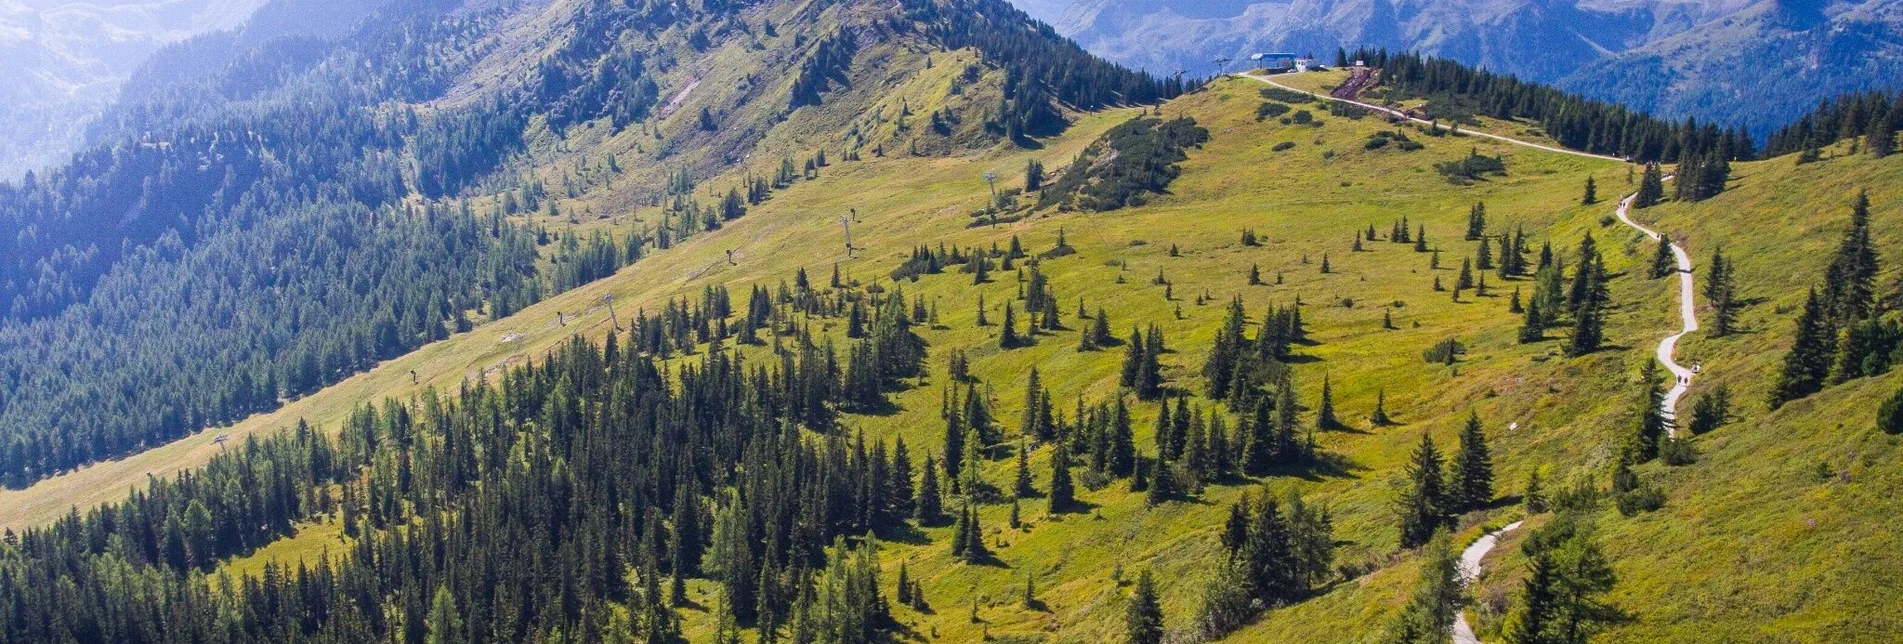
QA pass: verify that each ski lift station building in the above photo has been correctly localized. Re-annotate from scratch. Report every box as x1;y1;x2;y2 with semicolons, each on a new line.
1252;52;1299;72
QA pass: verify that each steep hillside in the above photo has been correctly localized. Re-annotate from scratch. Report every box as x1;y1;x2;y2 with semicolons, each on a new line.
0;0;1179;493
0;11;1900;644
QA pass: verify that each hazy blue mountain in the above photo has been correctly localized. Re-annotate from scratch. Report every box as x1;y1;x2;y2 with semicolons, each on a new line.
0;0;267;179
1008;0;1903;134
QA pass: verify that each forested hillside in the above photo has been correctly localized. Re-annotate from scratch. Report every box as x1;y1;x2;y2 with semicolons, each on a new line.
0;0;1182;489
2;0;1901;643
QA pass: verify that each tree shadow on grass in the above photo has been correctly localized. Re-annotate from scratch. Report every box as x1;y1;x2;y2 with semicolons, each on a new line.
1266;450;1367;482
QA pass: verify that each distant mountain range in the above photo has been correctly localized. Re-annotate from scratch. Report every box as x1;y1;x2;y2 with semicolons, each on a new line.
0;0;267;179
1007;0;1903;135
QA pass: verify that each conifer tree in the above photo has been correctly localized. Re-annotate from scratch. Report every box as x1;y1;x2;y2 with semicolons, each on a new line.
1870;106;1898;158
1879;386;1903;435
1523;468;1549;513
1505;515;1623;644
1318;375;1339;430
916;455;944;524
425;584;465;644
1371;389;1393;426
1467;202;1487;240
1478;236;1494;270
1705;247;1737;336
1110;397;1137;477
1146;456;1176;506
1092;307;1115;347
1000;303;1020;348
1415;225;1428;252
1770;289;1836;408
1449;412;1494;513
1125;570;1165;644
1120;327;1145;389
1138;325;1165;400
1384;530;1462;643
1320;253;1332;273
1635;164;1665;208
1397;433;1449;548
1243;398;1276;476
1821;189;1879;324
1519;298;1545;344
1649;234;1675;279
1048;441;1075;512
1568;299;1604;357
1014;441;1036;498
1627;361;1668;463
1582;176;1598;205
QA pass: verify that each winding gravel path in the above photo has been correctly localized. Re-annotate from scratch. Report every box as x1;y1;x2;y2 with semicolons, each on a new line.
1234;70;1702;641
1452;521;1525;644
1613;188;1699;430
1238;72;1627;163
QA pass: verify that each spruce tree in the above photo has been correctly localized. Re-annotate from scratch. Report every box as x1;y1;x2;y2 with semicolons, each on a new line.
1627;361;1668;463
1125;569;1165;644
1649;234;1675;279
1523;468;1549;513
1000;303;1020;348
1449;412;1495;513
1120;327;1145;388
1048;441;1075;512
1467;202;1487;240
1014;441;1036;498
1138;325;1165;400
1384;530;1462;643
1705;247;1737;337
1397;433;1449;548
1879;386;1903;435
1635;164;1664;208
425;584;465;644
1519;298;1545;344
1506;516;1623;644
1582;176;1598;205
1371;389;1393;426
1568;299;1604;357
1318;375;1339;430
916;455;943;524
1770;289;1836;408
1146;456;1175;506
1687;385;1731;435
1821;189;1879;323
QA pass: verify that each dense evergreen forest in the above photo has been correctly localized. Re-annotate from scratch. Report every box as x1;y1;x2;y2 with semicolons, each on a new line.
1348;49;1754;165
0;0;649;489
1761;89;1902;160
901;0;1192;139
0;248;1344;642
0;0;1187;490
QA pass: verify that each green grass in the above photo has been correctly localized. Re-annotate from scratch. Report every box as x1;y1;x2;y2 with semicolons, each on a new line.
9;65;1902;643
218;517;349;580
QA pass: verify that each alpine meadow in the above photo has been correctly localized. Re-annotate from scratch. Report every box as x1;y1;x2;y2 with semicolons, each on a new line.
0;0;1899;643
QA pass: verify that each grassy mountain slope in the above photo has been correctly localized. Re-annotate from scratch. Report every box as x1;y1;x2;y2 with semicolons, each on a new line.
5;24;1901;644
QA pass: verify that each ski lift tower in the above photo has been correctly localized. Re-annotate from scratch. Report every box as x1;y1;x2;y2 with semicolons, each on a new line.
840;215;856;259
1213;56;1234;76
